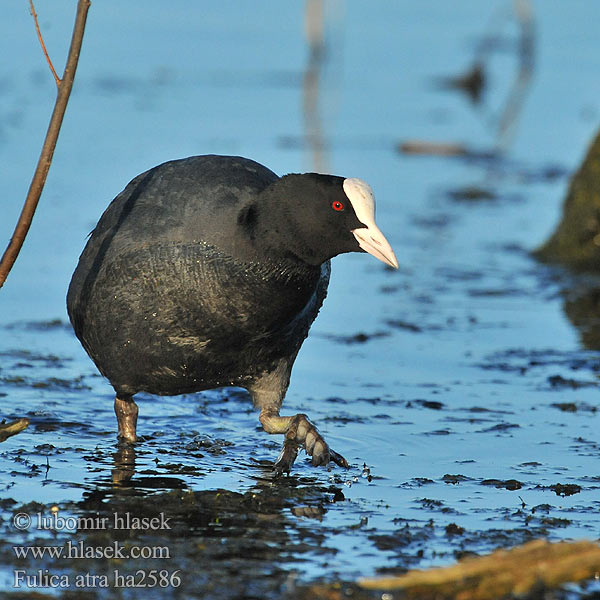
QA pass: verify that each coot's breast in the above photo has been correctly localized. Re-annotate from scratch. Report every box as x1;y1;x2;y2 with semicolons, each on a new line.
75;242;326;396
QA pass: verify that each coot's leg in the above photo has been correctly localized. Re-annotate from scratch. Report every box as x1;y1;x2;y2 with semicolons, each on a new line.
248;363;348;474
114;395;138;442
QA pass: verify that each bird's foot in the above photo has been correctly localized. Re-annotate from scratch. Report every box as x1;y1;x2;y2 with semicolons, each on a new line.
268;413;349;475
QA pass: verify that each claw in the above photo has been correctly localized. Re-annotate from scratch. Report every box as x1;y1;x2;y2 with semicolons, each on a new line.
329;448;349;468
272;438;299;476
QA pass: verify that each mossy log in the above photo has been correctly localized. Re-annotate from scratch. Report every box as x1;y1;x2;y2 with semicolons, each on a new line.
358;539;600;599
0;418;29;442
535;129;600;270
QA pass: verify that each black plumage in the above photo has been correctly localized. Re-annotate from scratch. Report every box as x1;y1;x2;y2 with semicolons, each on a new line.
67;155;397;473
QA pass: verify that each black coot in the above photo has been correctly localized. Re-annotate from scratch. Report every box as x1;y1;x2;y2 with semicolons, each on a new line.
67;155;398;473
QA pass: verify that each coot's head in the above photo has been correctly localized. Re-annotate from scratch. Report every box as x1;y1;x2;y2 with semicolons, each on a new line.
257;173;398;268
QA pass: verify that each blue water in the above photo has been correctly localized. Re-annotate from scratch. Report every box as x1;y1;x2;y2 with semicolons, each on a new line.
1;1;600;597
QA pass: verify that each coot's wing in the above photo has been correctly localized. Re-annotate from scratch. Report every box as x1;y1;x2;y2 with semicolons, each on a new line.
67;155;279;335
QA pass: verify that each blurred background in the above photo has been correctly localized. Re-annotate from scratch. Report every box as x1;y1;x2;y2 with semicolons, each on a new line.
2;0;599;320
2;1;600;596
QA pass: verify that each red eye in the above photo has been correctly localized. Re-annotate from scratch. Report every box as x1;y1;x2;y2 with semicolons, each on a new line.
332;200;344;211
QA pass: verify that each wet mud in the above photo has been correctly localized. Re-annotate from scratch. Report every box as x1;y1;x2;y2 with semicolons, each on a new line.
2;274;600;598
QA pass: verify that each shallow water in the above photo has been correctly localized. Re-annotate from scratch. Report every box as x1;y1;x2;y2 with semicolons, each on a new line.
1;1;600;598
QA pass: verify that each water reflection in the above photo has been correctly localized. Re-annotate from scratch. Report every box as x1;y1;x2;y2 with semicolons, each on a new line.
494;0;535;152
303;0;327;172
111;443;136;485
415;0;535;156
302;0;343;172
47;463;341;597
563;282;600;351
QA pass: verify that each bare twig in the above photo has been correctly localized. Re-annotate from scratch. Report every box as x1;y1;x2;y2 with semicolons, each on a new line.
29;0;61;87
0;0;91;289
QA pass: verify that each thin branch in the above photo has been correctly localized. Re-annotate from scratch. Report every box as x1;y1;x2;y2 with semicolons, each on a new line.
29;0;61;87
0;0;91;289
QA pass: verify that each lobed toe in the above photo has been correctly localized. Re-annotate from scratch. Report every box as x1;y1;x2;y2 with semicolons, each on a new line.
311;440;330;466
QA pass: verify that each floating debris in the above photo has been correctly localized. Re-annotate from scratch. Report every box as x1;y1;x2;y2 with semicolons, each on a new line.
549;483;582;497
321;331;390;344
481;478;523;491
